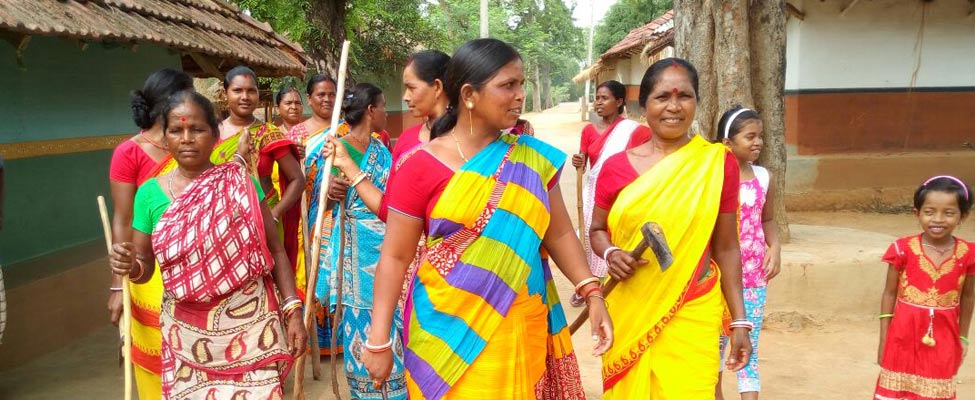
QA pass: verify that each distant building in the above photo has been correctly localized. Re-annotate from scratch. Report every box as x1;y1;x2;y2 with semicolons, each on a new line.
575;10;674;120
579;2;975;210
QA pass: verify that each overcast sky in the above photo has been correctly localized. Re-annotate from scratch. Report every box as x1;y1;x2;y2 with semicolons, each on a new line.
570;0;617;28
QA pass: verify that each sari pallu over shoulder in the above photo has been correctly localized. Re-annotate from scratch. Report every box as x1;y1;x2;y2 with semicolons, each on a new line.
582;119;641;277
152;162;293;399
601;136;729;389
304;122;349;231
152;162;272;303
403;134;585;400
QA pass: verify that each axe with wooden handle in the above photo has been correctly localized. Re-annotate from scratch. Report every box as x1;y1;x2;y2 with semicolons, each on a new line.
568;222;673;335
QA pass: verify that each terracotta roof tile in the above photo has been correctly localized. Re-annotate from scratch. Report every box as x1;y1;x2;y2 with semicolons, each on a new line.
0;0;308;77
600;10;674;60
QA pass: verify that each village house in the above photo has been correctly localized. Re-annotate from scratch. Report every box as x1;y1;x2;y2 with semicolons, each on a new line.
578;1;975;210
0;0;307;369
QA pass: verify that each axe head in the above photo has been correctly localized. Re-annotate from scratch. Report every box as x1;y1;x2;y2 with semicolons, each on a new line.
641;222;674;271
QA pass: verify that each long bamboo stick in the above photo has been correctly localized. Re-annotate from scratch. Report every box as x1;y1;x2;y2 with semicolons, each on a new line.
329;202;346;400
300;165;323;380
575;162;585;239
98;196;132;400
294;39;351;400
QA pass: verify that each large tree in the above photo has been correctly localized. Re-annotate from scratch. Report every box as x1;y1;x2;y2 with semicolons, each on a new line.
426;0;583;111
593;0;673;55
234;0;443;78
674;0;789;240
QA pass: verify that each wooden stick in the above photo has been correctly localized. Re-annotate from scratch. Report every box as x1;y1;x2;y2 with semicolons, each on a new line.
98;196;132;400
294;39;351;400
300;173;323;381
330;202;347;400
575;160;585;239
568;236;651;335
568;279;618;335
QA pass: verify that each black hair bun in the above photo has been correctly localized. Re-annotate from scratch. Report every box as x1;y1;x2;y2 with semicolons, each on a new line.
130;90;152;129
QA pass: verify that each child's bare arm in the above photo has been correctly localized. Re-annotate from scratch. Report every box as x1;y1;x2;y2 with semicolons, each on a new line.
959;276;974;345
762;175;781;280
877;265;899;364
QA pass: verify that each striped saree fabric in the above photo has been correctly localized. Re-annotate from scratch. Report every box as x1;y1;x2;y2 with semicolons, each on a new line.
402;134;585;400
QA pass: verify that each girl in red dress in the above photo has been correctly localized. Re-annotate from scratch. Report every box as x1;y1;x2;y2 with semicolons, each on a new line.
875;175;974;400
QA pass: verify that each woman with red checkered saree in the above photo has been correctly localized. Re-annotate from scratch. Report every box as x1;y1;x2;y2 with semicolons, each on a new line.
111;90;308;399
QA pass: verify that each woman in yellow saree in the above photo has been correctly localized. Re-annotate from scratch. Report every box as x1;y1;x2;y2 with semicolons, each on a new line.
589;58;753;399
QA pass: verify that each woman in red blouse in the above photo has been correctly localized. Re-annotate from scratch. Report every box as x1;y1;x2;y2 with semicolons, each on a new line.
391;50;451;164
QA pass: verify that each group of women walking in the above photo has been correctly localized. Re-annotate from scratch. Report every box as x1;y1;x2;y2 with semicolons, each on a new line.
107;36;771;400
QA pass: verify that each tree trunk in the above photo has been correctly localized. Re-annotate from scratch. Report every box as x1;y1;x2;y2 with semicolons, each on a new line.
532;62;543;113
307;0;348;76
540;62;553;109
751;1;790;241
675;0;790;241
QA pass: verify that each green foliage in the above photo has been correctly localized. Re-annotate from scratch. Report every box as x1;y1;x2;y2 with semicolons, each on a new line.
426;0;584;109
593;0;672;56
345;0;445;79
232;0;445;79
233;0;583;109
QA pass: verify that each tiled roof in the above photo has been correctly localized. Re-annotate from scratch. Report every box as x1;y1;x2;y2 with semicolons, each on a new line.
600;10;674;60
0;0;309;77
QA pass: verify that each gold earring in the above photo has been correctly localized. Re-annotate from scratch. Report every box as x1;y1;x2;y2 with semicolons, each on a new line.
468;108;474;137
466;101;474;110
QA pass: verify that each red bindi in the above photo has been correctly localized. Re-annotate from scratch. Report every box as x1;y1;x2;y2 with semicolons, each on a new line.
672;88;679;94
180;117;187;122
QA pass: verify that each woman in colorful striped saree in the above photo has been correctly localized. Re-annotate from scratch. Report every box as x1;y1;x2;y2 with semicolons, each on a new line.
111;90;307;399
363;38;613;399
589;58;752;399
108;68;193;400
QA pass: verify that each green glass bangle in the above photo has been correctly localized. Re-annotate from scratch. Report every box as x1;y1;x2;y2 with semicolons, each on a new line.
962;336;970;345
877;313;894;319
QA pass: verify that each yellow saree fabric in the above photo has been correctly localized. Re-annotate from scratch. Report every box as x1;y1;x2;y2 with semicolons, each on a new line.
601;136;729;399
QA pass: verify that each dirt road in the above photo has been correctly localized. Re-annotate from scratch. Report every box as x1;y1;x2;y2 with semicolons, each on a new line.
1;103;972;399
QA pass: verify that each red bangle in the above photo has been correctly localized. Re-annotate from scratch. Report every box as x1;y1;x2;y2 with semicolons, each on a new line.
582;286;601;300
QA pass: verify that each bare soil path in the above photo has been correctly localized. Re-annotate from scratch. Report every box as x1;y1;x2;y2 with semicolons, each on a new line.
1;103;973;399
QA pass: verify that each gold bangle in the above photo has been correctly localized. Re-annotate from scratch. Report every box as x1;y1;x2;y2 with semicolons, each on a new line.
574;277;600;294
129;259;146;282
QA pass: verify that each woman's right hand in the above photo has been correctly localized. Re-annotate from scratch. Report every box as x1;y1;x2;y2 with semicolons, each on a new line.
571;153;586;169
236;128;252;159
606;249;648;282
362;347;393;389
327;176;350;203
325;138;355;172
588;297;614;356
110;242;136;276
107;292;123;326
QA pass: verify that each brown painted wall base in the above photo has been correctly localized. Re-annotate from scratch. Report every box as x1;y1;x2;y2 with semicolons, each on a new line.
785;89;975;154
0;242;109;370
784;151;975;211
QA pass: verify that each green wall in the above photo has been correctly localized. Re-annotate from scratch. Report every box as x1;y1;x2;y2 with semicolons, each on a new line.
0;37;180;268
0;150;112;266
0;37;180;143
